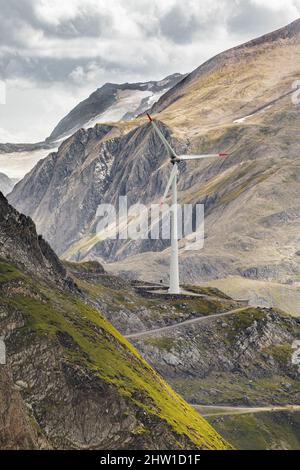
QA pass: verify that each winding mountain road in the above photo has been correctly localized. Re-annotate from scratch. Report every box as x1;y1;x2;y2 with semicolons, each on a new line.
125;306;250;340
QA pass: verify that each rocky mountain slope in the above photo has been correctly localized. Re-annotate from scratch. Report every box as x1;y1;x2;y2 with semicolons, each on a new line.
0;148;57;181
208;410;300;450
47;73;185;143
67;262;300;450
0;142;53;154
8;19;300;295
0;172;15;196
0;192;66;282
0;192;229;450
205;277;300;318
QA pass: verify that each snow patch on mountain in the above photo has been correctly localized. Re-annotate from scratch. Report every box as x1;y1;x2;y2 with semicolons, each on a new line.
86;89;153;127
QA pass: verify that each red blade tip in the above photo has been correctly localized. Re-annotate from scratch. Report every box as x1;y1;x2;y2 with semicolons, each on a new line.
146;113;153;122
219;152;229;157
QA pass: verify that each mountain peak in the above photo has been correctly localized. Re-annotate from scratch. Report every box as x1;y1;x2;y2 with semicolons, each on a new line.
48;73;185;143
150;18;300;116
0;191;66;282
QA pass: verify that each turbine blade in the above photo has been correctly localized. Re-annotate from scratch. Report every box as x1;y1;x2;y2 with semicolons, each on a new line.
179;153;228;161
147;113;177;158
161;165;178;205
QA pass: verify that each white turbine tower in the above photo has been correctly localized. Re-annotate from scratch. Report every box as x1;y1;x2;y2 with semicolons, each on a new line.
147;113;228;295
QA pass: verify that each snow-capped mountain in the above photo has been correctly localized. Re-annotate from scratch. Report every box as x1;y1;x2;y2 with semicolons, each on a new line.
0;74;185;179
47;73;185;143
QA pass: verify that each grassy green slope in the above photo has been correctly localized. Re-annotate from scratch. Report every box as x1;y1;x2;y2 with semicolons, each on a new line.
208;411;300;450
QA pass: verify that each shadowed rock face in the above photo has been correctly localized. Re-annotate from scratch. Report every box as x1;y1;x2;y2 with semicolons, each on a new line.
66;267;300;409
8;19;300;285
64;263;300;450
0;142;54;154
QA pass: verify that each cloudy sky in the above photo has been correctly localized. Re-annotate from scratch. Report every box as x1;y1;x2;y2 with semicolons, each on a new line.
0;0;299;143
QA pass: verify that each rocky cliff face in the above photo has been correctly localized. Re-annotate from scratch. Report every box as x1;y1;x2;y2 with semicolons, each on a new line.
8;121;177;257
0;193;228;450
8;124;118;255
0;192;66;282
0;173;15;196
66;262;300;450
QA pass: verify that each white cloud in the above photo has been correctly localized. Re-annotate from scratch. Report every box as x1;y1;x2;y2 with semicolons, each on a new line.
0;0;299;142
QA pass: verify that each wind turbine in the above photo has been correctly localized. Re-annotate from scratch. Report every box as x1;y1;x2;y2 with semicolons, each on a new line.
146;113;228;294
